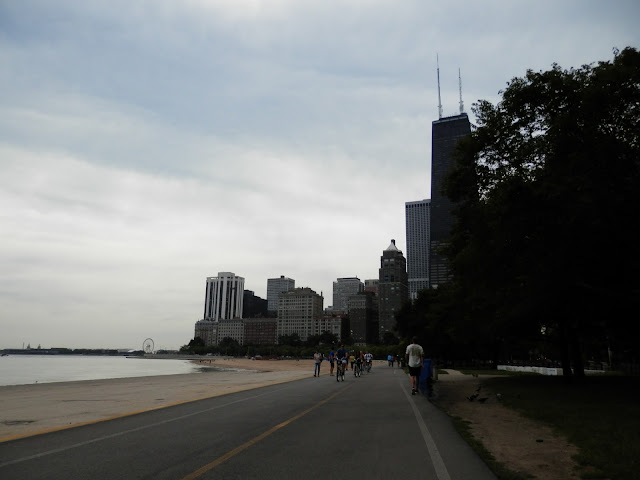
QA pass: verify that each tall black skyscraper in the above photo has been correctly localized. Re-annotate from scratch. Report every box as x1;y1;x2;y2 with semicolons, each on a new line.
429;113;471;287
378;239;408;340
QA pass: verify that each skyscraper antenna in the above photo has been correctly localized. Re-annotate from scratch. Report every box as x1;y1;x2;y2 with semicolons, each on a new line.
437;54;443;119
458;68;465;114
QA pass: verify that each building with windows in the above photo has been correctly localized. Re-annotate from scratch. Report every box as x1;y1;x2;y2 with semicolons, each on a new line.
267;275;295;313
348;291;379;345
194;319;217;347
364;279;379;296
277;287;323;342
244;318;278;345
378;240;409;340
332;277;364;312
320;311;347;343
312;315;343;342
430;113;471;287
405;199;431;299
217;318;245;345
203;272;244;321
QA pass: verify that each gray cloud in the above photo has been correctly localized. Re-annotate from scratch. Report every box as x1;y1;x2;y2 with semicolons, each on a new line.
1;0;638;349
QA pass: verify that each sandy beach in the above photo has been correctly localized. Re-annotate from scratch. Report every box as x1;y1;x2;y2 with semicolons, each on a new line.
0;357;319;442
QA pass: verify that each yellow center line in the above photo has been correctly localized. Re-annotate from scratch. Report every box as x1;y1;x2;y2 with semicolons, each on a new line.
180;388;346;480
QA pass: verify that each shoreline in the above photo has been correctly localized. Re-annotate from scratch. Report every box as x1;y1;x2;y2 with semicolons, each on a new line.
0;358;318;442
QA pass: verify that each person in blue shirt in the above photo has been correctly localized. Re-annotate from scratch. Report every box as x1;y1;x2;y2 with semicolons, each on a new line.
328;348;336;376
336;344;348;374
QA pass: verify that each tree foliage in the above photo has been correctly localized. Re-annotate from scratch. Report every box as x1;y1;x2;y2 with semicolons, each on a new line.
443;47;640;377
278;333;302;347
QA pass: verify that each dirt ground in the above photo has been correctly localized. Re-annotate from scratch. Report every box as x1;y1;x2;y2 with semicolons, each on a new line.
433;369;580;480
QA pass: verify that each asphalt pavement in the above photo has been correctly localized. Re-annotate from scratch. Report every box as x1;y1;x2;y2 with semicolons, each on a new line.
0;364;496;479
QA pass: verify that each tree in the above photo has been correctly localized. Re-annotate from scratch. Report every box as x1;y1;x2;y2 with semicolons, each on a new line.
381;331;400;346
278;333;302;347
319;331;339;345
446;47;640;378
180;336;206;354
219;337;241;356
305;334;321;347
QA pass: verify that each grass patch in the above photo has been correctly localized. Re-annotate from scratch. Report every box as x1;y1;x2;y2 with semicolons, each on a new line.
483;374;640;480
450;416;533;480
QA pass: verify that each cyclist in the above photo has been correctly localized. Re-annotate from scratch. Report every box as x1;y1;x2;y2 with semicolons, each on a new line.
349;352;356;371
336;344;348;372
364;351;373;372
360;351;367;374
354;351;364;376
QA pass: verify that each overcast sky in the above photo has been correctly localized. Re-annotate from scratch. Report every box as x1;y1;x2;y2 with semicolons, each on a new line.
1;1;638;351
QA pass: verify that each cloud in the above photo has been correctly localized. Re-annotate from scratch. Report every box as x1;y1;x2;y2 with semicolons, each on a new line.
0;0;638;349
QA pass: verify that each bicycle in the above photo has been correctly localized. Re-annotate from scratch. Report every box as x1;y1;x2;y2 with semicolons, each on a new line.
354;360;362;377
336;359;346;382
365;360;372;373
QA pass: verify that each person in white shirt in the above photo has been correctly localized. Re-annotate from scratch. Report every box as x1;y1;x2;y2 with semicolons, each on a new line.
405;337;424;395
364;351;373;371
313;349;323;377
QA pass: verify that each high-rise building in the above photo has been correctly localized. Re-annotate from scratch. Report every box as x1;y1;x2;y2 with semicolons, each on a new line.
267;275;295;313
378;239;409;340
332;277;364;312
430;113;471;287
243;290;268;318
277;287;324;342
348;291;379;345
405;199;431;299
203;272;244;321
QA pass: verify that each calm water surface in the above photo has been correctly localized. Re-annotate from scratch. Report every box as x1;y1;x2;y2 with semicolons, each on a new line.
0;355;203;386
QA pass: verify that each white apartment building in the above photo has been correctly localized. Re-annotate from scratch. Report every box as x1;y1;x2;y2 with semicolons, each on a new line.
203;272;244;321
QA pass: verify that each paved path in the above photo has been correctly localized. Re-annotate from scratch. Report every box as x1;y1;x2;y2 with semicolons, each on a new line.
0;365;496;479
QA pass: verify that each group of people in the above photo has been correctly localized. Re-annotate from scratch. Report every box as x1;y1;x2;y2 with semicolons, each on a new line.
386;354;400;367
313;345;374;377
313;337;425;395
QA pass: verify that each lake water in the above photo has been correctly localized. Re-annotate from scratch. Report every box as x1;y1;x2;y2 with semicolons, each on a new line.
0;355;204;386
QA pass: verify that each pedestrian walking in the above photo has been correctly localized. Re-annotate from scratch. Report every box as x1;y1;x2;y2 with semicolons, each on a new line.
405;337;424;395
313;349;322;377
328;347;335;375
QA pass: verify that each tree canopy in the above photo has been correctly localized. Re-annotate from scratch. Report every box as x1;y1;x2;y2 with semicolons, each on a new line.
398;47;640;377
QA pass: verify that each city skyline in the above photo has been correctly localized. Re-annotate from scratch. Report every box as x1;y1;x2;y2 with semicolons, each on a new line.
1;1;638;350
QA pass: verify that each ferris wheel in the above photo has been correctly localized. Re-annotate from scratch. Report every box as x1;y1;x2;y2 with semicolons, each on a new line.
142;338;154;354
